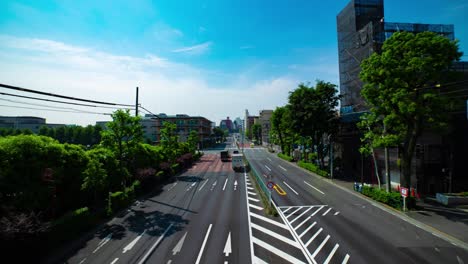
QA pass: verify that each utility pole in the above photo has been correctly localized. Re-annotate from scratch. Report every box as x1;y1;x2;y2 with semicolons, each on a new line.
135;86;139;117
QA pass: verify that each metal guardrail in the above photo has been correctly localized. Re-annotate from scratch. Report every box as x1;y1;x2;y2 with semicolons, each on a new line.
244;156;271;202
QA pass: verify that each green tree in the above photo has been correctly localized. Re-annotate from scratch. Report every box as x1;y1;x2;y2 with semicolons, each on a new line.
271;106;288;153
55;126;65;142
38;126;50;136
288;81;340;168
101;110;143;187
187;130;199;154
212;127;225;142
359;31;462;188
251;123;262;144
159;122;179;164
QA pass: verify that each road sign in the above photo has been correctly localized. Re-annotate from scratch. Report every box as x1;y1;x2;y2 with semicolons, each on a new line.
267;181;275;190
400;187;408;197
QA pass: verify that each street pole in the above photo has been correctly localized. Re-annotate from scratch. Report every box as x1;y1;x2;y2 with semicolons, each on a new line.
135;86;139;117
330;139;333;180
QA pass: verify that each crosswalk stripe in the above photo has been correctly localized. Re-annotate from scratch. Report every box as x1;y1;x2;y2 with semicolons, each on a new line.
311;235;330;258
286;207;303;219
290;207;313;225
299;221;316;238
249;204;264;211
248;191;257;196
305;228;322;247
251;223;300;249
250;212;288;230
248;197;260;202
324;244;340;264
252;237;307;264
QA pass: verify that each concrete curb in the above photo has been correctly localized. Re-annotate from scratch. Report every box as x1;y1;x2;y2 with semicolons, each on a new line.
269;151;468;252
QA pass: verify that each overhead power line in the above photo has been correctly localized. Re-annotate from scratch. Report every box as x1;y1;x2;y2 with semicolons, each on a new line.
139;105;158;117
0;92;132;110
0;83;133;107
0;97;122;113
0;104;112;115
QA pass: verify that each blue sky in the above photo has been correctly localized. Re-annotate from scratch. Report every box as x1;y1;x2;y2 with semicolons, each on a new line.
0;0;467;125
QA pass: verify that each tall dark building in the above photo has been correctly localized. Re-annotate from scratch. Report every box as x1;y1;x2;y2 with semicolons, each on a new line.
336;0;466;195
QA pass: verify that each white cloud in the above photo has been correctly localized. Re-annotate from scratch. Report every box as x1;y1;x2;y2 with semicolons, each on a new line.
172;41;212;55
0;35;296;126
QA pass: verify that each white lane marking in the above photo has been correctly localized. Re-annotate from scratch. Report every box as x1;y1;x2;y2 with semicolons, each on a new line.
223;178;229;191
138;224;173;264
282;207;293;213
79;258;86;264
252;237;307;264
311;235;330;258
249;204;263;210
265;165;272;171
305;228;323;247
279;165;287;171
123;230;146;253
93;233;112;253
286;207;303;219
296;215;313;232
244;172;255;264
322;208;332;216
250;212;289;230
299;222;317;238
283;181;299;195
167;260;172;264
224;232;232;257
456;256;464;264
303;181;325;194
254;256;269;264
172;232;187;255
267;158;272;162
342;254;350;264
324;244;340;264
186;182;196;191
290;207;313;225
210;180;217;191
247;186;254;190
334;211;340;216
195;224;213;264
248;197;260;202
234;180;238;191
311;206;324;216
251;223;300;249
110;258;119;264
168;182;178;191
198;179;209;191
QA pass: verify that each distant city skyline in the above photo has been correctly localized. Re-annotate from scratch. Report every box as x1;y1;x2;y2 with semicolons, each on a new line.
0;0;467;126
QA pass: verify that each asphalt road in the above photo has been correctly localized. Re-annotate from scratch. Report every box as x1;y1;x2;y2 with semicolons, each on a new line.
65;140;250;264
245;147;468;264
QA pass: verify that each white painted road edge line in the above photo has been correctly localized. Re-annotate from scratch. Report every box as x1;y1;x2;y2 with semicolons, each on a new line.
223;178;229;191
252;237;306;264
303;181;325;195
342;254;350;264
311;235;330;259
251;223;301;249
110;258;119;264
290;207;313;225
323;244;339;264
279;165;287;171
283;181;299;195
265;165;272;171
322;208;332;216
138;224;173;264
244;172;255;264
195;224;213;264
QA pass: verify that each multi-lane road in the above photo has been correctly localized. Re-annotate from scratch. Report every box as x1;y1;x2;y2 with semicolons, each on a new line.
59;138;468;264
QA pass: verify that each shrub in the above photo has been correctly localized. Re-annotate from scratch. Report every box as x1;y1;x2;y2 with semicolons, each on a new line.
278;153;293;162
359;186;416;210
298;161;329;177
108;191;130;215
52;207;94;237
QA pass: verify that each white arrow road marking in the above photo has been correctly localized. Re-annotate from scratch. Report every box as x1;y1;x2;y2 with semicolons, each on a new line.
110;258;119;264
224;232;232;257
138;224;173;264
211;180;217;191
172;232;187;255
234;180;238;190
93;233;112;253
223;178;229;191
265;165;272;171
195;224;213;264
123;230;146;253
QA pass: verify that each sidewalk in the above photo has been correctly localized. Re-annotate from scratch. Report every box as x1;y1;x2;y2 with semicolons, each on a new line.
331;177;468;244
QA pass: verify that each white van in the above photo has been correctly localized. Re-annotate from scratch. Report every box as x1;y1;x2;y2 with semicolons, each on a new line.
231;153;244;172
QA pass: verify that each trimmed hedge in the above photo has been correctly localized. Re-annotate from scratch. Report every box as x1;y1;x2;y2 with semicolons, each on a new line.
278;153;293;162
52;207;96;238
298;161;329;177
361;186;416;210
